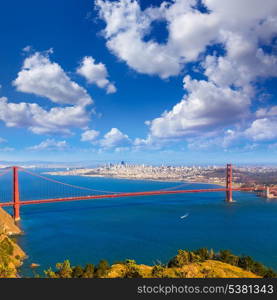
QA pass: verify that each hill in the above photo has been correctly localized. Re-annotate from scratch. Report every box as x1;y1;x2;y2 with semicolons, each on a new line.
44;248;277;278
0;208;26;278
107;260;260;278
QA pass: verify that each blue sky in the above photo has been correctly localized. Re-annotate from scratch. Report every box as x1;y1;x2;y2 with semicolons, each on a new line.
0;0;277;165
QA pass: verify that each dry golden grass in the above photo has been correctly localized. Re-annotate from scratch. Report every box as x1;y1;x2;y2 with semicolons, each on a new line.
106;260;260;278
0;208;21;235
0;208;25;277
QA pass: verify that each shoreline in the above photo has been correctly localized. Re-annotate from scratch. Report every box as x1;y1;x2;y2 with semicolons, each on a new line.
44;171;241;189
69;174;276;198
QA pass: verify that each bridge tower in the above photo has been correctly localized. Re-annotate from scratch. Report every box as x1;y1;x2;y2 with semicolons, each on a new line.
13;166;20;221
265;186;270;198
226;164;233;203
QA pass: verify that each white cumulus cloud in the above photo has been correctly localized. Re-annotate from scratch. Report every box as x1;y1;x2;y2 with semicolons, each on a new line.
81;129;100;142
77;56;116;94
149;76;250;139
256;106;277;118
13;51;93;106
96;0;277;80
27;139;68;151
245;118;277;141
99;128;131;148
0;97;90;135
0;51;95;135
97;0;277;148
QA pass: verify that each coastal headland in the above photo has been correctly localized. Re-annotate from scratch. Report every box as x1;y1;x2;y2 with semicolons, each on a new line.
0;208;26;278
44;247;276;278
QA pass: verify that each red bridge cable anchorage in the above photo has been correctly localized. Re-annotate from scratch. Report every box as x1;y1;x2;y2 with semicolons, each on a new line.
18;167;122;194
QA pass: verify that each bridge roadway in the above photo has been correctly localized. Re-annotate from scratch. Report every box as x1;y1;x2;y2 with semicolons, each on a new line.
0;187;260;207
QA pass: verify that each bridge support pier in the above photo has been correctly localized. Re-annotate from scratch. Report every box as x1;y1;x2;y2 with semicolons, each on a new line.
13;166;20;221
226;164;233;203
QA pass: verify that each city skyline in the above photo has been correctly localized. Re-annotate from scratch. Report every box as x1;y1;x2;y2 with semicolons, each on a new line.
0;0;277;164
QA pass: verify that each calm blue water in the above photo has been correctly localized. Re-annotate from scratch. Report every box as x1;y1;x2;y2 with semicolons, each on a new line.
1;169;277;276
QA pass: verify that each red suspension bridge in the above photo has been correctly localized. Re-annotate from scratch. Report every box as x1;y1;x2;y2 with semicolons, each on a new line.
0;164;271;221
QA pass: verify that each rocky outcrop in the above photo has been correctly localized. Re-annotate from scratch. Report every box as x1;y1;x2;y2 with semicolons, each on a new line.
0;207;21;235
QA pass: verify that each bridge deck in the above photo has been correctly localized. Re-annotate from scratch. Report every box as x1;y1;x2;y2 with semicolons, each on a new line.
0;187;260;207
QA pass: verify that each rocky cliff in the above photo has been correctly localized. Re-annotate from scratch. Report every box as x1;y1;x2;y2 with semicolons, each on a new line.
0;207;26;278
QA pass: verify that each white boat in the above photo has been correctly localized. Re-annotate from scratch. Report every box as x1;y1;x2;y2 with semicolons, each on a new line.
180;213;189;219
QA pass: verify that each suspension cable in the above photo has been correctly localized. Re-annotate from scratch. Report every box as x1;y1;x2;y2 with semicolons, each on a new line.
19;168;122;194
18;167;203;196
157;182;193;191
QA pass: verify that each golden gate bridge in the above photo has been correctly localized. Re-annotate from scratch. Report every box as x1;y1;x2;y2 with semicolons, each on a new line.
0;164;272;221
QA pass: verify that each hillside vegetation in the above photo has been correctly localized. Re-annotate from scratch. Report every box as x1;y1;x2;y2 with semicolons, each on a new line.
44;248;277;278
0;208;25;278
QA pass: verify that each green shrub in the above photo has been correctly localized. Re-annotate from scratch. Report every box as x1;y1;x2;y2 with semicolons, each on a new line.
72;265;84;278
218;250;239;266
193;248;215;260
45;260;73;278
124;265;143;278
0;238;14;256
83;264;94;278
168;250;201;268
94;260;110;278
151;265;166;278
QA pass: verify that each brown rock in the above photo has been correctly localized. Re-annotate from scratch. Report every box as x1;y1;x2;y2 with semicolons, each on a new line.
0;207;22;235
30;263;40;269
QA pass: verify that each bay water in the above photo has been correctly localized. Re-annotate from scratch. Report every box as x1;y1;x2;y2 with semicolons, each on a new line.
2;170;276;276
